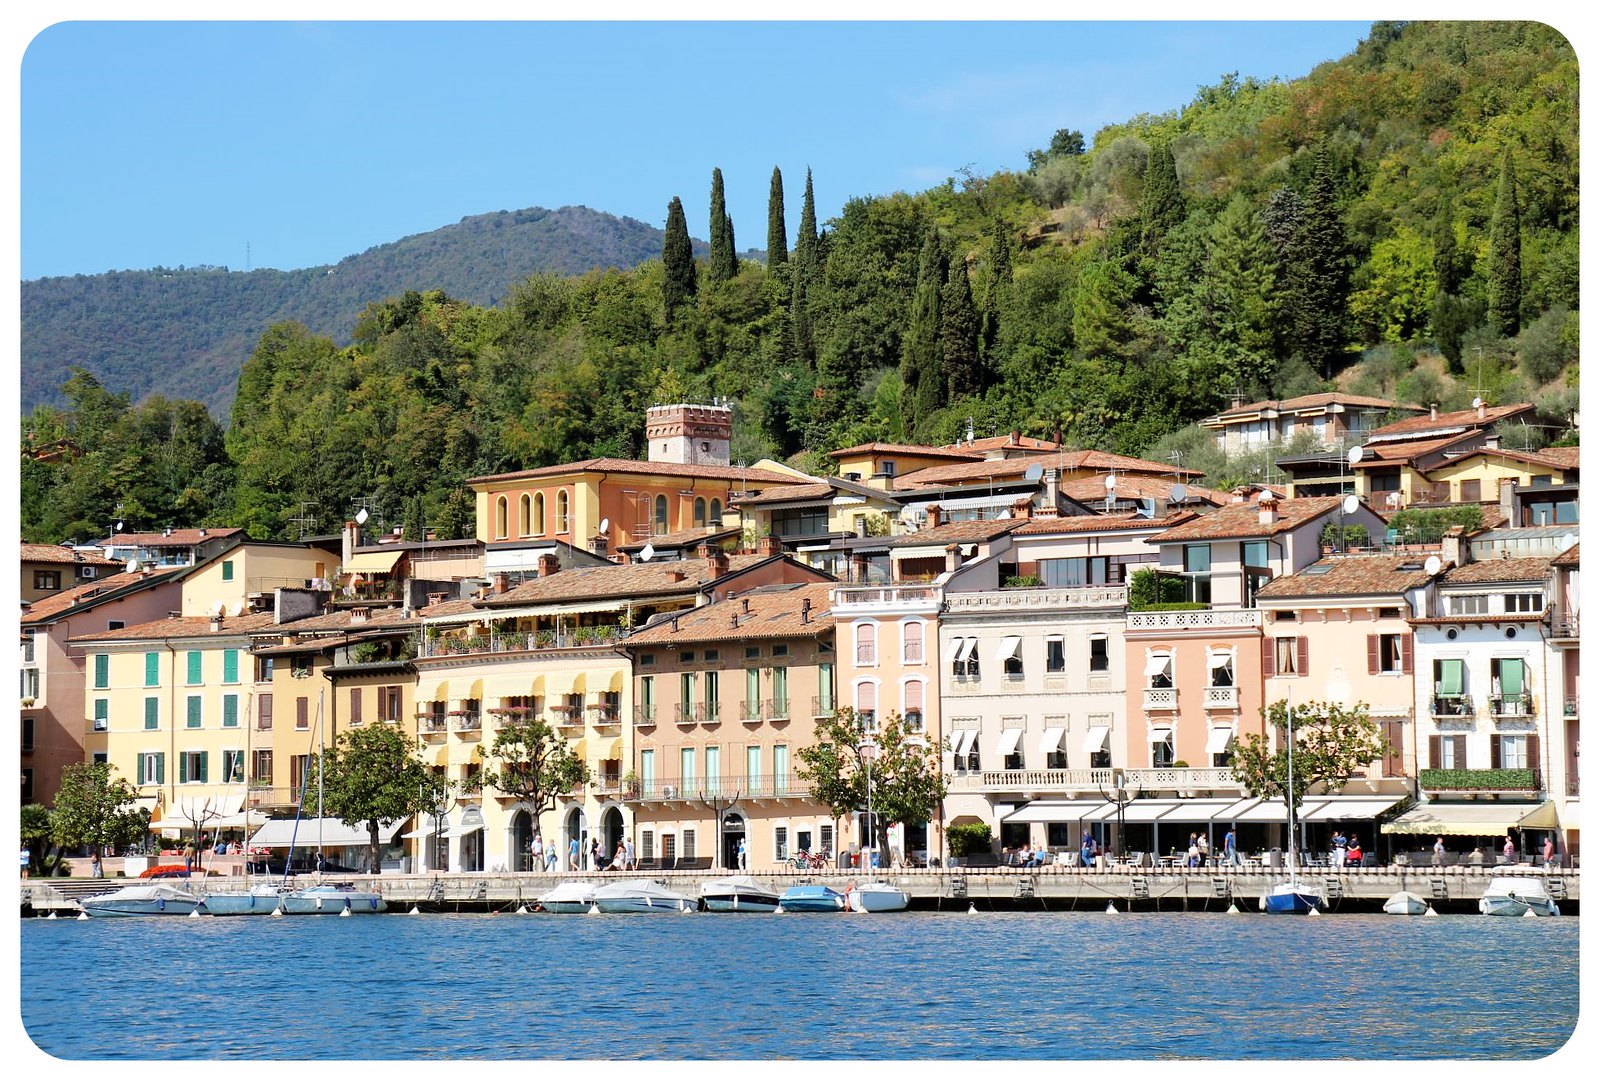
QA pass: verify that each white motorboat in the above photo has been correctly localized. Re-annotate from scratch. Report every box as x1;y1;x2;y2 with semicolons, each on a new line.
538;880;598;913
279;883;386;915
592;879;696;913
1382;890;1429;916
699;875;780;912
845;881;910;912
199;884;291;916
80;882;203;918
1263;693;1323;915
1480;877;1560;917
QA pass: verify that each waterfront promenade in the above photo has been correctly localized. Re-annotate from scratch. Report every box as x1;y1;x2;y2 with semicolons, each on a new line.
21;862;1580;916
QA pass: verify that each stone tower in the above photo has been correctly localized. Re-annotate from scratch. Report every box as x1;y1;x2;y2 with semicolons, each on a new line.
645;402;733;467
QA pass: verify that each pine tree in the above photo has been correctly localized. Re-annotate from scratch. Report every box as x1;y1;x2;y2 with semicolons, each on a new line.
1280;149;1350;377
1206;194;1280;392
1487;147;1523;336
941;256;981;398
766;167;788;267
661;196;697;324
901;229;946;433
794;168;818;273
1261;187;1304;256
708;168;736;285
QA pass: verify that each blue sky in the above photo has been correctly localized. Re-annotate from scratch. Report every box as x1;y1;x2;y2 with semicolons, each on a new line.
20;21;1370;280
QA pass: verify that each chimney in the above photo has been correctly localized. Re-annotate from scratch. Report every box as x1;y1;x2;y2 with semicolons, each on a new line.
342;520;360;567
945;544;962;574
1441;525;1466;569
1038;468;1060;518
350;607;370;625
730;613;740;630
927;504;943;529
1152;496;1167;520
1429;402;1439;421
591;534;609;560
1257;492;1279;527
1012;498;1032;520
741;597;751;614
1231;487;1249;504
667;568;687;583
706;547;730;580
426;591;448;607
1477;399;1487;421
1499;477;1517;520
757;534;783;558
537;553;560;578
1484;430;1501;451
198;528;207;538
1009;430;1019;446
800;597;812;624
163;527;173;538
209;615;223;633
492;572;510;595
855;518;868;538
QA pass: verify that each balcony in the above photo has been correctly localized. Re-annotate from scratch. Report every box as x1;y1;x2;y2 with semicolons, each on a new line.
954;766;1244;795
419;716;449;736
945;585;1129;613
419;623;627;659
1143;688;1178;711
1126;609;1263;632
550;706;585;727
1204;686;1239;710
1489;693;1535;719
633;706;657;728
589;704;621;726
702;701;722;725
766;698;790;721
674;703;700;725
1419;768;1540;795
1430;696;1476;720
1551;617;1579;640
739;700;764;723
831;584;941;612
811;697;835;720
624;775;812;802
450;711;481;733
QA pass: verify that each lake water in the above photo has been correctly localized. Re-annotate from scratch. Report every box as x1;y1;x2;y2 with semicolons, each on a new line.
18;910;1579;1060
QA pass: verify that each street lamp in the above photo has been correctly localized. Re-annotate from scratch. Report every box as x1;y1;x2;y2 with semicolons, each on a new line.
1096;768;1142;862
858;738;877;871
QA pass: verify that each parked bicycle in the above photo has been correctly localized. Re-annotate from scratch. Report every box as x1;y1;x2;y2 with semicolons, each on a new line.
785;849;828;870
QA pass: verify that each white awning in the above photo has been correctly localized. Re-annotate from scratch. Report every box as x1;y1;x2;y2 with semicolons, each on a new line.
954;638;977;662
1381;802;1548;836
1003;800;1109;824
214;807;275;829
995;727;1025;756
893;545;952;561
994;636;1023;662
1144;653;1172;677
248;817;405;848
1038;727;1065;754
1082;725;1110;753
951;729;978;755
484;546;555;572
1149;726;1173;745
1297;795;1405;823
1230;799;1292;823
163;793;245;828
1164;798;1245;822
1121;799;1183;823
1205;726;1234;755
401;815;446;840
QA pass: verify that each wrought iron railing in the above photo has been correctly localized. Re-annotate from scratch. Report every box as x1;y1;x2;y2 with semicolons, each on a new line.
1430;695;1476;719
1489;693;1534;718
766;697;790;720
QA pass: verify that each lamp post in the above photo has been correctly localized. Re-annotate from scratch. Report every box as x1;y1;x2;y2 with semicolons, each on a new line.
701;786;742;870
858;738;877;870
1096;768;1142;861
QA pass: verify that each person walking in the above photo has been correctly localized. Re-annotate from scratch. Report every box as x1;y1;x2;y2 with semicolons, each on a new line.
183;839;196;873
624;835;636;871
1223;826;1240;866
1332;830;1348;868
1543;835;1556;868
568;836;580;872
737;837;748;871
546;842;560;873
1503;834;1517;864
613;841;626;871
1432;836;1446;866
530;834;543;872
90;849;104;878
1196;833;1210;867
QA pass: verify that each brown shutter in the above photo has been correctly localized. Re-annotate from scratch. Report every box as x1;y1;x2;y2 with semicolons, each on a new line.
1261;636;1275;675
1452;735;1467;767
349;687;362;725
258;693;273;728
1428;734;1441;768
1367;635;1380;675
1383;720;1404;776
297;696;309;728
1527;734;1541;785
1399;634;1413;674
1296;637;1309;676
1490;735;1502;769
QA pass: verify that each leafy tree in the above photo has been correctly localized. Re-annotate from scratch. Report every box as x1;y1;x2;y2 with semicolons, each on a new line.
49;762;147;864
766;166;788;267
1232;699;1388;818
311;725;447;873
796;708;947;860
1071;257;1136;362
1487;146;1524;336
661;196;697;324
477;714;590;826
20;804;62;878
708;167;736;285
1279;149;1351;377
1515;305;1575;385
900;229;946;433
1349;226;1436;344
941;256;981;398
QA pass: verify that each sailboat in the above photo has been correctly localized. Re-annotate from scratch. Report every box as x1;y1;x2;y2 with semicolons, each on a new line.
1263;693;1323;915
200;693;291;916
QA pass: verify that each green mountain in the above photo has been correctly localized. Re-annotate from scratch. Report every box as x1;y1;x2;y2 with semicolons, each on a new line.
21;205;715;415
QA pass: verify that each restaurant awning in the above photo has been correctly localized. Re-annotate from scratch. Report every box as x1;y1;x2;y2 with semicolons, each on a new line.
1163;798;1244;822
1121;799;1183;823
1381;801;1553;836
1230;798;1293;823
1038;727;1065;754
1205;726;1234;755
248;817;404;848
163;794;245;828
344;550;404;574
1297;795;1405;823
1003;800;1109;824
1082;725;1110;753
214;806;276;829
401;814;446;840
1516;801;1559;830
995;727;1024;756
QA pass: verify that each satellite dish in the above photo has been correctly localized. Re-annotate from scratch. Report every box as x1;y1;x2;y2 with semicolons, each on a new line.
229;602;245;617
114;521;124;533
1347;446;1364;466
1168;484;1187;504
639;543;656;563
1424;555;1443;576
1472;396;1483;409
355;508;369;525
1559;533;1578;552
1342;494;1360;516
1104;474;1117;491
210;599;225;617
598;518;610;534
1023;463;1044;482
126;558;140;574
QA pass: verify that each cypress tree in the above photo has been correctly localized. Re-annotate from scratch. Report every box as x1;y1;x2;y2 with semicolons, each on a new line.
783;270;812;367
767;167;788;267
1138;142;1185;259
979;216;1013;371
1431;205;1460;294
795;168;818;273
1487;147;1523;336
661;196;697;324
941;257;981;398
708;168;736;285
1280;149;1350;377
901;229;947;433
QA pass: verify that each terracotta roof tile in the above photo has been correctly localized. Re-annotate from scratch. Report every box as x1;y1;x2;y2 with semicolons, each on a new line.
1146;496;1346;543
615;525;741;551
1367;402;1534;440
1352;434;1471;464
895;449;1202;489
939;434;1061;454
1012;511;1196;535
256;607;418;634
725;482;836;506
466;458;798;487
68;611;281;644
1256;554;1439;600
104;528;242;546
828;441;981;461
417;597;482;619
623;582;837;647
1553;543;1580;567
20;544;122;566
1438;556;1554;585
21;568;184;625
885;520;1026;548
1058;473;1228;507
482;554;779;606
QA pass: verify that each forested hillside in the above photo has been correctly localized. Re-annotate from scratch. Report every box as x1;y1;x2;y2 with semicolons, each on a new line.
21;206;714;415
20;21;1579;545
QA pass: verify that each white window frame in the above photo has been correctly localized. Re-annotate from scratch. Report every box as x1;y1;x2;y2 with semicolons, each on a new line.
854;621;878;667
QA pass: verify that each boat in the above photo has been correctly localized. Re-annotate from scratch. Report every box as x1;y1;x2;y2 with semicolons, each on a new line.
199;883;290;916
845;881;910;912
279;883;386;915
1480;877;1560;917
537;880;598;913
1263;692;1324;915
592;879;696;913
1382;890;1430;916
699;875;780;912
80;882;202;918
777;884;846;912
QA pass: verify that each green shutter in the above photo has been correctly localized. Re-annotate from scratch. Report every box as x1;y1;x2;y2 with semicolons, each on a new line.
94;654;108;689
223;695;238;727
223;650;239;684
1439;659;1464;696
94;700;108;728
198;752;208;784
155;753;165;784
819;663;834;710
137;756;145;785
1499;658;1525;696
145;652;160;686
179;754;189;784
221;560;234;582
747;669;760;703
187;651;202;685
144;697;159;730
187;696;202;728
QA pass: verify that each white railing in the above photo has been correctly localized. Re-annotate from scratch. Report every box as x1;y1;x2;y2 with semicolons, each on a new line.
1144;688;1178;710
1127;609;1264;631
945;586;1128;612
965;766;1243;792
1204;686;1239;709
831;585;941;610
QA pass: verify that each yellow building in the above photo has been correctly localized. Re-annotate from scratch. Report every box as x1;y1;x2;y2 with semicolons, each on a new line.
180;539;341;617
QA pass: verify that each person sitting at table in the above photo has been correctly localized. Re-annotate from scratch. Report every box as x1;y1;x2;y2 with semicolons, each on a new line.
1345;836;1363;866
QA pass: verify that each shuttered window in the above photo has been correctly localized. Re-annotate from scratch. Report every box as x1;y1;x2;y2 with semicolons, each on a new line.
223;650;239;684
93;654;109;689
186;695;202;728
258;693;273;730
144;697;159;730
349;687;364;726
222;695;238;728
186;651;202;685
145;652;160;687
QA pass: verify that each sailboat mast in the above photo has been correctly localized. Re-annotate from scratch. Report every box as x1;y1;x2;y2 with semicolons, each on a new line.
316;691;325;875
1285;691;1297;875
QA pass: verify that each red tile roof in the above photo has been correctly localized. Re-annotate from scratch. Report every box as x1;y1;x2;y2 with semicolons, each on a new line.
885;519;1026;549
21;568;184;625
828;442;981;462
1553;543;1580;567
1208;392;1410;420
1255;554;1440;600
1012;511;1196;536
728;482;837;506
68;612;281;644
467;458;798;487
1351;434;1471;465
939;434;1061;454
1367;402;1534;441
481;554;786;606
105;528;242;546
1146;496;1346;543
623;582;837;646
20;544;122;566
1438;556;1555;585
1058;473;1228;507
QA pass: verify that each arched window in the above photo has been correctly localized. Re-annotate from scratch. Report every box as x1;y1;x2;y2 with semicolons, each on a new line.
518;494;531;536
495;496;508;539
693;497;707;528
556;490;570;533
902;621;924;664
710;499;722;526
533;493;546;535
903;680;925;731
654;494;669;535
855;623;877;666
856;681;878;729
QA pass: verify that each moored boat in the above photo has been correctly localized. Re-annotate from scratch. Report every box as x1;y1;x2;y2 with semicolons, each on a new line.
279;883;386;915
1382;890;1429;916
80;882;202;918
1480;877;1559;917
845;881;910;912
199;884;290;916
1264;880;1322;915
778;884;845;912
538;880;598;913
700;875;781;912
592;879;696;913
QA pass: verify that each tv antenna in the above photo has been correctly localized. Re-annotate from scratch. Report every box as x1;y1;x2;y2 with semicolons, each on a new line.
289;501;320;541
